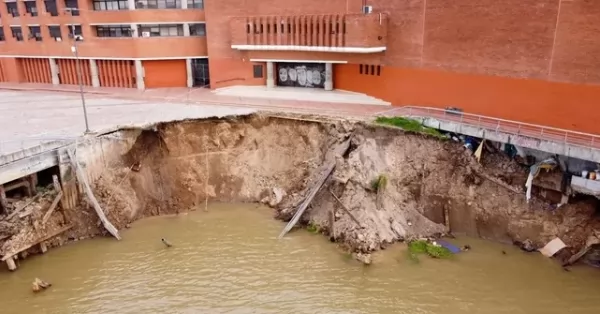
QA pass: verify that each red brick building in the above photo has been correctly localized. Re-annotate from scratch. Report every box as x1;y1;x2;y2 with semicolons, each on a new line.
1;0;600;133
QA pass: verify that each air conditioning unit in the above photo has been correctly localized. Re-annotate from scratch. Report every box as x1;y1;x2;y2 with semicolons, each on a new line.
74;35;83;41
55;37;62;42
363;5;373;14
142;31;150;38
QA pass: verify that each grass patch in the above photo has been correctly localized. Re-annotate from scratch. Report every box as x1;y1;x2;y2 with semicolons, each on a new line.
371;174;388;192
375;116;445;138
306;222;320;234
407;240;453;261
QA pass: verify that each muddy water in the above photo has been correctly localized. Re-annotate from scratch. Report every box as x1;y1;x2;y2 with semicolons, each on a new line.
1;204;600;314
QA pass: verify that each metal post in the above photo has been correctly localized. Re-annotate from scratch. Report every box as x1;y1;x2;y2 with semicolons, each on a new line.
66;8;90;133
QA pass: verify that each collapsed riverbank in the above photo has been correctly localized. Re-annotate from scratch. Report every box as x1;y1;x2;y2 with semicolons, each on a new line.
1;114;599;268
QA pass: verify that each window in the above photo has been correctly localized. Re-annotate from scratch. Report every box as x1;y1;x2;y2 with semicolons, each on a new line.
187;0;203;9
6;2;19;17
359;64;382;76
0;28;5;42
138;24;183;37
189;23;206;36
93;0;128;10
96;25;133;37
25;1;38;17
68;25;83;40
44;0;58;16
253;65;263;78
11;27;23;41
28;26;42;41
65;0;80;16
48;25;62;40
135;0;181;9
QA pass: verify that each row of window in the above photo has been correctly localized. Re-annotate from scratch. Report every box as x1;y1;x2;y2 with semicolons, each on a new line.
0;25;81;42
95;24;206;37
91;0;204;10
0;24;205;42
3;0;78;18
2;0;203;18
359;64;381;76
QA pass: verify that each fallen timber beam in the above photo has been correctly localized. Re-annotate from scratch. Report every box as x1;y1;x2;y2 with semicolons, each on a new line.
278;136;353;239
42;191;63;225
328;189;364;228
67;149;121;240
278;163;336;239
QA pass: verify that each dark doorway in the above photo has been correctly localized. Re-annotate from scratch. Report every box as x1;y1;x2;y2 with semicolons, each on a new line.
191;58;210;87
276;62;325;88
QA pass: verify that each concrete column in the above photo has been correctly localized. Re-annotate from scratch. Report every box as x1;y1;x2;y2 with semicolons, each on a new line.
266;61;274;88
89;59;100;87
183;23;190;37
49;58;60;85
128;0;136;10
130;24;138;37
186;58;194;88
134;60;145;90
324;63;333;91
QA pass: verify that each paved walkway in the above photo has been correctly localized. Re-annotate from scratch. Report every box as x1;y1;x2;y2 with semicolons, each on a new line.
0;83;388;118
2;82;600;154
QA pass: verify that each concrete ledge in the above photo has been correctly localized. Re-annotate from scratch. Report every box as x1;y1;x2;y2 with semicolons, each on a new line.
418;117;600;163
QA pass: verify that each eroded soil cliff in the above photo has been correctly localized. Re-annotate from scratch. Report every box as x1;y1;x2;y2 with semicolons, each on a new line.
2;114;599;264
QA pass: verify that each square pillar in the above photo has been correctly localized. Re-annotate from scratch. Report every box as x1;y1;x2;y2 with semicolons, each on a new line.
181;0;187;9
89;59;100;87
130;24;138;37
324;63;333;91
183;23;190;37
128;0;136;9
266;61;274;88
134;60;145;90
186;58;193;88
49;58;60;85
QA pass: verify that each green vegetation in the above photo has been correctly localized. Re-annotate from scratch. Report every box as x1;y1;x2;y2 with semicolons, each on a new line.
375;116;445;138
407;240;453;261
306;222;320;234
371;174;388;192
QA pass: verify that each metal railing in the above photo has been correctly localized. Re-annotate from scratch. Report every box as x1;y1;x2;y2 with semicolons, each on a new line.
376;106;600;151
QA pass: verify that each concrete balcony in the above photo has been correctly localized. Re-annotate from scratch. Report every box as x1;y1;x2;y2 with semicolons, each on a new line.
230;13;387;53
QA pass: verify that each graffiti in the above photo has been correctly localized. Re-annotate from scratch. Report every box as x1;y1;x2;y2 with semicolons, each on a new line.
277;63;326;88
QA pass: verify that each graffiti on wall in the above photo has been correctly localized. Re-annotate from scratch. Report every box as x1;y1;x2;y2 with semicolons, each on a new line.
277;63;325;88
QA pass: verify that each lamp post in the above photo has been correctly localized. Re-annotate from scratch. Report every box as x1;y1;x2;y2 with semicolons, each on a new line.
64;7;90;133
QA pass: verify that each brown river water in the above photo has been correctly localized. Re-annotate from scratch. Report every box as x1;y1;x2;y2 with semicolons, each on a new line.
1;203;600;314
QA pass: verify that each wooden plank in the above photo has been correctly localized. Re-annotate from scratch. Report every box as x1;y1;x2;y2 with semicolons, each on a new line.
278;136;353;239
278;163;336;239
67;149;121;240
1;224;73;261
4;191;49;221
328;189;363;228
42;191;63;225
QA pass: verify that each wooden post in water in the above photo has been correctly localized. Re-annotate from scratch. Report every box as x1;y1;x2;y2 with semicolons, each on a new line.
6;257;17;271
328;209;335;240
39;242;48;254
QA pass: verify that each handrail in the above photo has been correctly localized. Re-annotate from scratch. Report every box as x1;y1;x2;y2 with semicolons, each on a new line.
376;106;600;151
376;106;600;139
